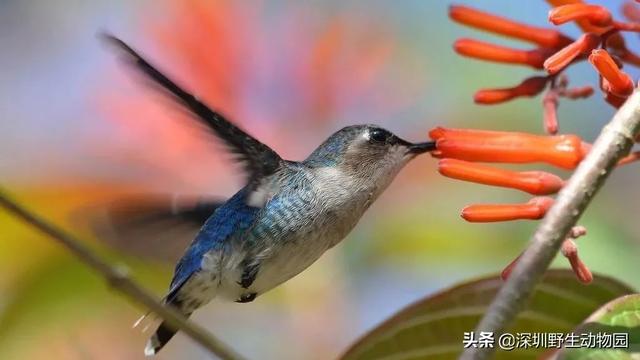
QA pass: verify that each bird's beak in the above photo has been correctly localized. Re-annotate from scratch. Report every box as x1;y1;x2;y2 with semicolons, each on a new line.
406;141;437;155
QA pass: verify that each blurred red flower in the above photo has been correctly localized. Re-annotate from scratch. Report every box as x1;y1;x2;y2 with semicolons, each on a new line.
96;0;423;193
89;0;431;260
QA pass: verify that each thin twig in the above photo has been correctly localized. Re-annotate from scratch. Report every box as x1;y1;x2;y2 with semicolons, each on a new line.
461;90;640;360
0;189;246;360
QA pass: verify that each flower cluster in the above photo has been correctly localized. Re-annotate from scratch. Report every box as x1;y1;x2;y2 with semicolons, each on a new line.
441;1;640;283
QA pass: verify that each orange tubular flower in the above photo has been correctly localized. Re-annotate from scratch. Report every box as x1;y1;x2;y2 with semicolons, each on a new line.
438;159;564;195
430;127;588;170
604;91;627;108
474;76;549;105
548;4;612;27
589;49;634;97
453;39;552;68
446;1;637;285
449;5;572;48
461;197;554;222
543;33;600;74
546;0;611;34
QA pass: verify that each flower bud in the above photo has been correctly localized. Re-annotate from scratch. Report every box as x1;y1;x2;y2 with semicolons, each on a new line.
589;49;634;97
474;76;548;104
450;5;572;48
461;197;554;222
544;33;600;74
549;4;612;27
438;159;564;195
454;38;553;68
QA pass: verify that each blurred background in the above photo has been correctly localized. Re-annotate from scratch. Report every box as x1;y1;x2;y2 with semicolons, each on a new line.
1;0;639;359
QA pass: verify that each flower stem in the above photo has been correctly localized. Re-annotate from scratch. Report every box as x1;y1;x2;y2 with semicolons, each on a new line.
0;189;246;360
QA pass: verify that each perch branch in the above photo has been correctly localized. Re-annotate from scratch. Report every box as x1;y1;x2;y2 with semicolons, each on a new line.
0;189;246;360
461;90;640;360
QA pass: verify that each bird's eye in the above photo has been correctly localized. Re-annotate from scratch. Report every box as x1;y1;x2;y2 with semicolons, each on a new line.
369;128;389;143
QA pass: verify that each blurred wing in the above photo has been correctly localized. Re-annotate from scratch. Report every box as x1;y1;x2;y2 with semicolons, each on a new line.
86;195;224;262
102;34;283;184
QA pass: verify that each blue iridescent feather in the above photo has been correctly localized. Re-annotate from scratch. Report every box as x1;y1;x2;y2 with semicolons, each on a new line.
166;187;259;301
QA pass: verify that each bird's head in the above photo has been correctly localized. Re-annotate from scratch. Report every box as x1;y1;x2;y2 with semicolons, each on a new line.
305;125;435;185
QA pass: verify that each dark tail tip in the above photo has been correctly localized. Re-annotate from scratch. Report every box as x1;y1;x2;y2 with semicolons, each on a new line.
144;322;179;356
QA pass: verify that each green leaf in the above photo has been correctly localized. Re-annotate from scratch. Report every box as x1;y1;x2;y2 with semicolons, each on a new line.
340;270;634;360
559;294;640;360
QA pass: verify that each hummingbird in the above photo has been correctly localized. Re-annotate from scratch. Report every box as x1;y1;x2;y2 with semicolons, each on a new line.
103;34;436;355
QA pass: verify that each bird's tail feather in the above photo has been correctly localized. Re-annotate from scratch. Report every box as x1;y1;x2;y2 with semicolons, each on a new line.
145;321;178;356
144;312;191;356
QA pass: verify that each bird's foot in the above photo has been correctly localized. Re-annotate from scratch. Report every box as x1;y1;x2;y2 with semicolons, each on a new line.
238;262;260;289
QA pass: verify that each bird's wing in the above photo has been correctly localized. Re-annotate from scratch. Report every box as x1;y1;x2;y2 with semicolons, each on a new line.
84;195;224;262
166;187;260;302
102;34;283;185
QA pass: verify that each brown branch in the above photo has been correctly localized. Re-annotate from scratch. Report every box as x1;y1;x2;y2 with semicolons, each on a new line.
0;189;246;360
460;90;640;360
